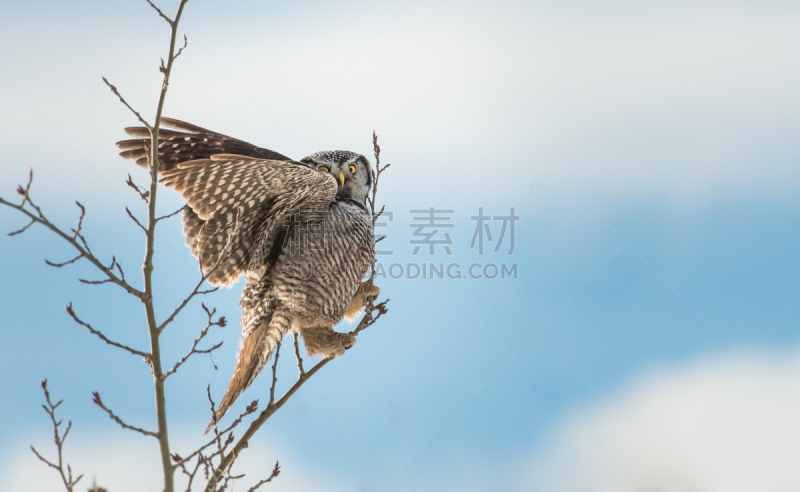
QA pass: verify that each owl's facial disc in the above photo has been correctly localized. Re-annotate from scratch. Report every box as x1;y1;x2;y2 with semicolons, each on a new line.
301;150;372;204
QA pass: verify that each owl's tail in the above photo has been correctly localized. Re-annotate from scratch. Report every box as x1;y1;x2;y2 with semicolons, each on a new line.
204;311;290;435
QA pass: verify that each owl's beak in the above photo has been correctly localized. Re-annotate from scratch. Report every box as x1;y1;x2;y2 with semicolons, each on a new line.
338;172;345;186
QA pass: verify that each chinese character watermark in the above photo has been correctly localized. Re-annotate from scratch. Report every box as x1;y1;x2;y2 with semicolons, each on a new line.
409;207;454;255
470;207;517;255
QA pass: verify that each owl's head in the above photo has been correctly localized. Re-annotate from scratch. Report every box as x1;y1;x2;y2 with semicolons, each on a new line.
300;150;372;203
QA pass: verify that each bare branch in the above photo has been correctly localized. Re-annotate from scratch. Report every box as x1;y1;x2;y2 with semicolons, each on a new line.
8;218;35;236
78;278;113;286
206;384;221;442
174;34;188;60
350;299;390;337
157;274;216;333
112;255;127;283
145;0;174;25
164;340;223;379
0;176;144;298
175;449;206;492
66;303;151;360
373;203;386;224
78;256;128;285
30;380;84;492
349;130;393;338
71;202;86;240
208;358;333;487
126;206;148;232
174;397;258;470
246;462;280;491
370;131;391;227
269;342;281;407
17;168;37;209
126;174;150;202
293;332;305;376
30;445;59;472
102;77;151;130
8;2;198;492
205;385;232;465
45;254;83;268
74;230;93;256
92;391;159;438
163;304;226;379
136;3;192;491
157;204;185;222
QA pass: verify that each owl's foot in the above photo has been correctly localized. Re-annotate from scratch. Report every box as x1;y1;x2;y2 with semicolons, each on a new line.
343;282;381;321
364;282;381;298
301;326;356;358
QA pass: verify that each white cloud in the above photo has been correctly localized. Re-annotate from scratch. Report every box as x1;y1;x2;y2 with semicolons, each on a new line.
3;0;800;204
0;430;354;492
517;348;800;492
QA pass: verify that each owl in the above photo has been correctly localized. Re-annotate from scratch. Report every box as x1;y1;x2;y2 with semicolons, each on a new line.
117;118;379;431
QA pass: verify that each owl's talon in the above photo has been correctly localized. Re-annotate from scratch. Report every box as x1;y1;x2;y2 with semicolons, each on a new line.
301;326;356;358
365;283;380;298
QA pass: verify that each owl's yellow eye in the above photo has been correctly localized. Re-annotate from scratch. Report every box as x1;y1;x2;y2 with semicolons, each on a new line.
349;164;356;174
319;166;330;173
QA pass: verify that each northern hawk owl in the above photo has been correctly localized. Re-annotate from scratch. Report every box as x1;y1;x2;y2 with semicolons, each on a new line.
117;118;378;431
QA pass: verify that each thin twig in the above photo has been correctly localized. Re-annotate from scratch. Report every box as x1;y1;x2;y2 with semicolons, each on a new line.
92;391;159;438
350;130;393;337
112;255;127;282
157;204;186;222
77;256;127;285
78;278;113;286
207;358;333;488
145;0;175;25
135;3;192;491
126;173;150;202
162;304;226;379
126;207;148;232
350;299;390;337
71;202;86;239
293;333;305;376
9;218;35;236
207;385;223;449
66;303;151;360
102;77;151;130
45;254;83;268
30;380;83;492
174;34;188;60
173;397;258;470
0;172;143;298
269;342;281;407
246;462;280;492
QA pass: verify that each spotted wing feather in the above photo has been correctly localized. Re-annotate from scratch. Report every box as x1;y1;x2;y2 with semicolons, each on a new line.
160;156;337;288
116;117;291;172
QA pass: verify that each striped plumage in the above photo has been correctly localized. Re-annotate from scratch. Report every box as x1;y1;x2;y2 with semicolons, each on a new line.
116;119;376;432
116;117;291;169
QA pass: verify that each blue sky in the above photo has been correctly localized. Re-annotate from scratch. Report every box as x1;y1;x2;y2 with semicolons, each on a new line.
2;0;800;491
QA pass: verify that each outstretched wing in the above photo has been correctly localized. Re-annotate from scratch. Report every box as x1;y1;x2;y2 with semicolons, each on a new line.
116;118;292;172
160;155;337;288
